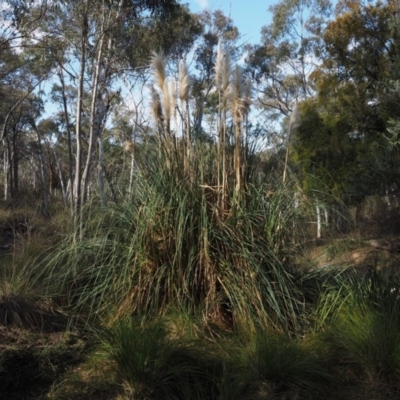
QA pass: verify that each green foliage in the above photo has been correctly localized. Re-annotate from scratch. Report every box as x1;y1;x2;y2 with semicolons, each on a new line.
120;2;202;66
295;0;400;203
293;100;354;199
207;326;336;399
22;144;311;332
316;271;400;395
241;333;332;399
101;318;218;399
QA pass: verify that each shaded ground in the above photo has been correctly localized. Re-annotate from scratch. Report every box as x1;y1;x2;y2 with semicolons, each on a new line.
0;295;89;400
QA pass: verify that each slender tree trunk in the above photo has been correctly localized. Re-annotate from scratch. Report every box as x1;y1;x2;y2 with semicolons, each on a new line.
128;152;134;195
316;205;321;239
81;28;105;204
3;139;9;200
58;67;74;207
34;127;49;216
97;131;105;207
0;78;45;198
82;2;120;206
12;131;18;195
7;137;14;198
31;156;36;190
52;146;67;205
73;15;88;218
324;208;329;226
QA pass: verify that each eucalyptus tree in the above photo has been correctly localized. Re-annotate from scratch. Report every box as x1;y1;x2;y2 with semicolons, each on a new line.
246;0;333;216
0;53;52;200
1;1;57;203
246;0;332;119
50;80;77;202
245;0;333;237
290;0;400;236
246;0;332;183
37;0;200;216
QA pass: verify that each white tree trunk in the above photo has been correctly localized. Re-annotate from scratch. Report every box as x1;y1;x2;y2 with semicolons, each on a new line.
52;145;67;205
3;143;9;200
98;132;105;208
35;129;48;215
81;28;105;204
316;205;321;239
73;21;87;217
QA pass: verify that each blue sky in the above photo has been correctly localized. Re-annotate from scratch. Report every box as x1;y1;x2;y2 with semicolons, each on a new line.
185;0;275;44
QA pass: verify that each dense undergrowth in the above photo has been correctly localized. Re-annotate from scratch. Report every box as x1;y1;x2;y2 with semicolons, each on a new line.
25;166;309;333
2;173;400;399
2;51;400;399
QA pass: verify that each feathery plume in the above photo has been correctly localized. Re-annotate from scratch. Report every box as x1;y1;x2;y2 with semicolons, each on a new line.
151;51;166;91
221;50;232;111
124;140;134;153
231;64;244;123
221;50;231;93
169;80;177;122
215;38;223;90
163;79;171;123
150;86;163;124
179;59;190;102
289;102;300;135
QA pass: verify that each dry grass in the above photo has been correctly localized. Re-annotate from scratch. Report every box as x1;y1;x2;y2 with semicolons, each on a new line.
45;353;124;400
0;293;69;332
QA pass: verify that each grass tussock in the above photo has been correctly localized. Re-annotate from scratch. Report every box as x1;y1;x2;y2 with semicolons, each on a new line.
24;166;310;333
16;48;316;335
101;318;219;399
238;334;333;399
96;316;337;400
318;271;400;396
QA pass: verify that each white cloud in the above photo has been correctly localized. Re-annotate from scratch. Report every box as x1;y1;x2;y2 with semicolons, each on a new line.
195;0;209;9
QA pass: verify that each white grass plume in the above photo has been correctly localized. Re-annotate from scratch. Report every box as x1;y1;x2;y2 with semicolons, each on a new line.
179;60;190;103
169;80;177;122
151;51;166;91
215;39;223;90
231;64;244;123
163;79;171;123
221;51;231;93
151;86;163;124
221;50;231;109
289;101;300;135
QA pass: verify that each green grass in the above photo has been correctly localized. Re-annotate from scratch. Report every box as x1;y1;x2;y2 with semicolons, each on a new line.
100;317;220;399
314;270;400;398
23;161;311;333
240;333;333;399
